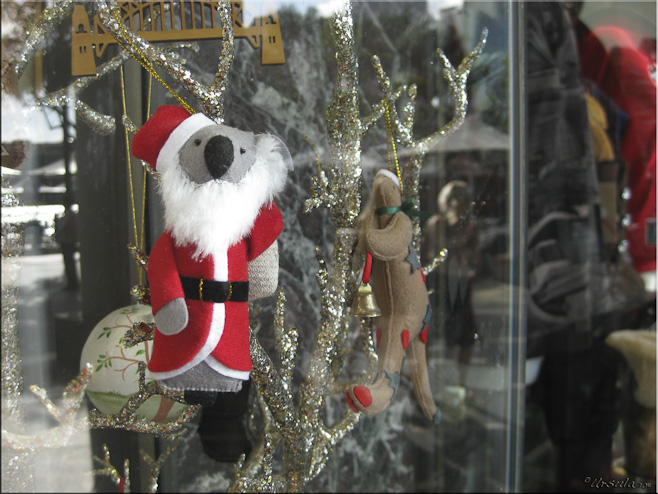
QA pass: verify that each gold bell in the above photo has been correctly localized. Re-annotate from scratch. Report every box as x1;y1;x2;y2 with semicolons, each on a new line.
350;282;382;318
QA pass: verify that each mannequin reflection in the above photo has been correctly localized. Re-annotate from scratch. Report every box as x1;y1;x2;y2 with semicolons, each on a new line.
525;3;653;492
421;179;480;389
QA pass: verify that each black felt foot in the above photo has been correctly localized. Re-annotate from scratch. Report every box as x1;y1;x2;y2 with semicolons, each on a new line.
184;390;217;407
198;417;252;463
197;380;252;463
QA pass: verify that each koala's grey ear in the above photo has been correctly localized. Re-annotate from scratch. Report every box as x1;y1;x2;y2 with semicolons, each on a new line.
258;134;293;171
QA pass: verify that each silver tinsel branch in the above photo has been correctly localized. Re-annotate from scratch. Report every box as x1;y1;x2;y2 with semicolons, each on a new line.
95;0;234;121
92;444;131;492
34;43;198;135
1;175;34;492
235;4;365;489
86;363;199;437
1;1;74;89
92;438;180;493
371;29;487;250
1;363;197;449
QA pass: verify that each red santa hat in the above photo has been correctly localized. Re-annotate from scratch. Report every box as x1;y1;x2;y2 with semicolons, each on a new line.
131;105;216;174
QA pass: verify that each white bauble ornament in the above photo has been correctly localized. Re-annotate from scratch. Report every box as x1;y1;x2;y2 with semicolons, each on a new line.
80;304;187;422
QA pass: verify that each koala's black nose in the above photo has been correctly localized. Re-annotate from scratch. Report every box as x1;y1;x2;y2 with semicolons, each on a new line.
204;135;233;179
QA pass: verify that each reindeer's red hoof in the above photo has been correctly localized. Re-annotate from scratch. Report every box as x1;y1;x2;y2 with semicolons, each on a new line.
401;330;410;350
353;385;373;407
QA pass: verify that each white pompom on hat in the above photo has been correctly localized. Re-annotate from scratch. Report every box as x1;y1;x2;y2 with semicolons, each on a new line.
376;168;401;188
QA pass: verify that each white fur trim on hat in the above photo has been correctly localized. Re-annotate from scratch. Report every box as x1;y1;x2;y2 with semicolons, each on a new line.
376;169;401;188
156;113;216;173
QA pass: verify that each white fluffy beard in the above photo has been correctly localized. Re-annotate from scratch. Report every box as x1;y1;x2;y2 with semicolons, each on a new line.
159;135;290;260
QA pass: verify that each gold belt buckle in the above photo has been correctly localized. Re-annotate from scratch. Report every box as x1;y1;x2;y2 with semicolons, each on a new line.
198;278;204;301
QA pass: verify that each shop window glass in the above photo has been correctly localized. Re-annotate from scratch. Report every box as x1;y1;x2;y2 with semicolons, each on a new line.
2;1;654;493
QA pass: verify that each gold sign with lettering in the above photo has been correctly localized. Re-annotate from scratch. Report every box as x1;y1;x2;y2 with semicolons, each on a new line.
72;1;285;76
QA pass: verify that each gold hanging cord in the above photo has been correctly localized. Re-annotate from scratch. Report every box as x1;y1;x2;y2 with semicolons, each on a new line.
384;101;403;193
112;8;196;115
140;75;153;257
120;66;152;285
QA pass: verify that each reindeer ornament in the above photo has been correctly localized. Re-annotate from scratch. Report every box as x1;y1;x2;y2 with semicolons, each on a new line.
346;170;439;423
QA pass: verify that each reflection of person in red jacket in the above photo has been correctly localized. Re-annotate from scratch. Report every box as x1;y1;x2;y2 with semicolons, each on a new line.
132;106;292;396
577;22;656;281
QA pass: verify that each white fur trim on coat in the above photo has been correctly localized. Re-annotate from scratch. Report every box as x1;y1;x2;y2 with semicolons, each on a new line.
205;356;250;380
147;303;226;380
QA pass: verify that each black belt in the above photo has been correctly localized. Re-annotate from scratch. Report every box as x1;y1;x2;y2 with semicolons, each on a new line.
180;276;249;303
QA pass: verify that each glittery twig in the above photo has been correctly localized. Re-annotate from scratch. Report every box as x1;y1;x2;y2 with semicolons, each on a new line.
231;433;279;492
1;179;35;491
95;0;233;120
238;228;361;490
422;248;448;277
86;363;199;438
210;0;234;122
141;440;180;493
33;51;132;135
305;1;362;228
360;83;408;135
273;289;298;388
33;40;198;136
236;397;281;490
248;334;305;486
416;28;488;154
296;228;361;483
4;1;74;83
2;362;193;455
1;365;93;453
304;136;329;188
368;28;487;249
92;444;130;493
307;413;359;480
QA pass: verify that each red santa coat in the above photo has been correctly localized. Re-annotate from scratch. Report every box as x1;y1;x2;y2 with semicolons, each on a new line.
146;202;282;380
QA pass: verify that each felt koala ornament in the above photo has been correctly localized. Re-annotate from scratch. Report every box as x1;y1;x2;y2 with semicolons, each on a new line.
131;105;292;461
346;169;440;423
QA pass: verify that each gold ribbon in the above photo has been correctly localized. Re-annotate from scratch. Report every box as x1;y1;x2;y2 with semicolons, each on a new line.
384;101;403;193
